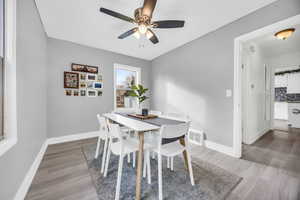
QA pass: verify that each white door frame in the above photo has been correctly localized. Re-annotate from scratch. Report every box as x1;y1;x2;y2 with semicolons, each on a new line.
233;14;300;158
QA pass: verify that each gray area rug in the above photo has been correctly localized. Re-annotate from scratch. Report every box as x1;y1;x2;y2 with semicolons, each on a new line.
82;143;242;200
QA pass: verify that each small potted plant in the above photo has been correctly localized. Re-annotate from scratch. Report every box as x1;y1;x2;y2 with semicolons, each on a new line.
128;84;149;115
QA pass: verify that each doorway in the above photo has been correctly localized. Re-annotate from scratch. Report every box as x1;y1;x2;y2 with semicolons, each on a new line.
233;14;300;158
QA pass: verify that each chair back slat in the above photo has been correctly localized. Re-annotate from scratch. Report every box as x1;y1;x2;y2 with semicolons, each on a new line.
160;122;190;139
107;122;122;139
97;114;109;134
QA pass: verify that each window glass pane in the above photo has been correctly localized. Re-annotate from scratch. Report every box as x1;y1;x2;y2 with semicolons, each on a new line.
116;89;136;108
116;68;136;89
115;67;139;109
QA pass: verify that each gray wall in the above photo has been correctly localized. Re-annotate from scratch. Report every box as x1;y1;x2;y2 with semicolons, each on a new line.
0;0;48;199
47;38;151;138
151;0;300;147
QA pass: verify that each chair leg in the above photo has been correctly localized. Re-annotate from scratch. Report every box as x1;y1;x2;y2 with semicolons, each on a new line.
171;156;174;171
133;151;136;168
94;136;101;159
143;152;147;178
146;150;151;184
104;140;112;177
127;153;131;163
158;154;163;200
115;154;124;200
101;137;108;173
152;151;155;159
186;148;195;185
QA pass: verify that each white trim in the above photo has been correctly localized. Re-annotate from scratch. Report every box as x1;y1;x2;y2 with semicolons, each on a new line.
14;141;48;200
204;140;237;158
113;63;141;112
0;0;17;157
47;131;99;145
14;131;100;200
243;128;270;145
233;14;300;158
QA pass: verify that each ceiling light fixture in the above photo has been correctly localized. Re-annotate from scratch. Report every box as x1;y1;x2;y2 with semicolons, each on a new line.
138;24;148;34
146;30;153;39
133;31;141;39
275;28;295;40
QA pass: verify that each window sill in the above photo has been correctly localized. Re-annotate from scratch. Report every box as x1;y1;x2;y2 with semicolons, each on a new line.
0;137;17;157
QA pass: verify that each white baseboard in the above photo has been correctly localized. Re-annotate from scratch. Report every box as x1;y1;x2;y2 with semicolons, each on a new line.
47;131;99;145
204;140;237;158
243;128;270;145
14;141;48;200
14;131;99;200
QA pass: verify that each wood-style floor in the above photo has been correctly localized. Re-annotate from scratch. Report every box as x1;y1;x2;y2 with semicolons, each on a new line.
25;129;300;200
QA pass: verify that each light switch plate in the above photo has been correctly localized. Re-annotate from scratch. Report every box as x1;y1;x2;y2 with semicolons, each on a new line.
226;89;232;97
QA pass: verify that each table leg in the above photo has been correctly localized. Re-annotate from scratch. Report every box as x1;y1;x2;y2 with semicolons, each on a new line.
135;132;144;200
179;138;189;170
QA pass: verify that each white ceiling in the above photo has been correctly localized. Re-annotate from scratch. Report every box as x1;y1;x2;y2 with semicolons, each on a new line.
248;24;300;57
35;0;277;60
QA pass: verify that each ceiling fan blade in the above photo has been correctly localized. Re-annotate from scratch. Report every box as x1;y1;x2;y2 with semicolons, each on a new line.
147;29;159;44
142;0;157;18
118;28;138;39
152;20;185;28
100;7;135;23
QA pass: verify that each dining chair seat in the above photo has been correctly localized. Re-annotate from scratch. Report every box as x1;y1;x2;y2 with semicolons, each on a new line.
152;142;185;157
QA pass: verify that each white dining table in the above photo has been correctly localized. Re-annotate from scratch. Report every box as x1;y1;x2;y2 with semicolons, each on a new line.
103;113;160;200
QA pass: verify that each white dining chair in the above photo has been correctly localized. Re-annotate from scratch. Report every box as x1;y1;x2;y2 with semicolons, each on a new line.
111;110;137;167
150;122;195;200
148;110;162;159
94;114;110;174
104;122;152;200
162;113;191;169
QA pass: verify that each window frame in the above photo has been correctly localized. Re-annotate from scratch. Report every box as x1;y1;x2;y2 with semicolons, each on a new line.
113;63;141;112
0;0;17;157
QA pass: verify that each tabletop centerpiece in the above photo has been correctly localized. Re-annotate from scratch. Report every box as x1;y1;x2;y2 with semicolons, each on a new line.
128;84;149;116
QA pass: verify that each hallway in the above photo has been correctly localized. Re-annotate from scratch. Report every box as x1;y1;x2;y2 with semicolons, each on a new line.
242;128;300;175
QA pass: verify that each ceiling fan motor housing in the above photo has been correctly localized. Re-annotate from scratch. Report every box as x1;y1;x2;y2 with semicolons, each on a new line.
134;8;151;26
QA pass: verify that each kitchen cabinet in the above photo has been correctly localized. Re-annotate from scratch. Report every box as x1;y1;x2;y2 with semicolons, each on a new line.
287;73;300;93
274;74;288;88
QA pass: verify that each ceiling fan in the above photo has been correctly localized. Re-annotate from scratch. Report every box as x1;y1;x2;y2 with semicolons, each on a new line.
99;0;185;44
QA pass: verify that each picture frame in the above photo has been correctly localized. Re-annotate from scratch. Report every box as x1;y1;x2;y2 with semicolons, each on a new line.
87;74;97;81
80;90;86;96
87;81;94;88
87;89;97;97
73;90;79;96
94;82;102;89
71;63;98;74
65;90;72;96
97;74;103;82
64;72;79;89
80;82;87;88
80;73;86;81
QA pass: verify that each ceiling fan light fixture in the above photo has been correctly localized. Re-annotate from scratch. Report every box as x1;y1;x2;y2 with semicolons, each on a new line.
146;30;153;39
275;28;295;40
138;24;148;34
133;31;141;39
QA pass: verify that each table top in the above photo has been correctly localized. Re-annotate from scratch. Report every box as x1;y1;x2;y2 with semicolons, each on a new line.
103;113;160;132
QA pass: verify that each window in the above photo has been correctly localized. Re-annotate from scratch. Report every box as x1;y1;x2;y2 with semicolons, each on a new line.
0;0;4;141
114;64;141;111
0;0;17;157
